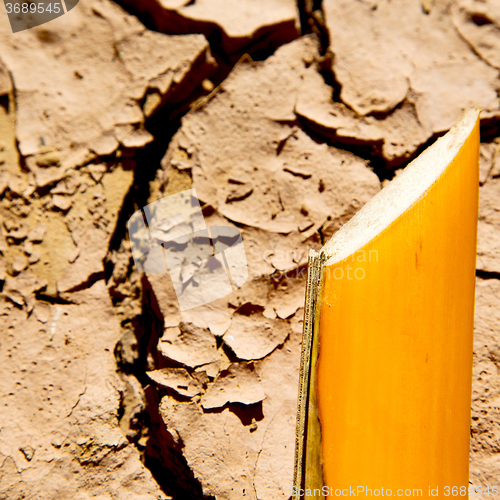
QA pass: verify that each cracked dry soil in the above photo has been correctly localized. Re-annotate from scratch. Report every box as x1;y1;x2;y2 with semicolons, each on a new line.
0;0;499;499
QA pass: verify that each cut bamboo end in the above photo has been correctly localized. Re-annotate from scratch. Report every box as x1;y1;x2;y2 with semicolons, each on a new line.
294;109;480;499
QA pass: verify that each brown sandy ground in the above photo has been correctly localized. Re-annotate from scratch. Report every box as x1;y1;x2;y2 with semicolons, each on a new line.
0;0;499;498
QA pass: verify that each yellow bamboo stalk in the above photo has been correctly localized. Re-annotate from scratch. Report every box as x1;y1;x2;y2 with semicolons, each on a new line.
294;109;480;499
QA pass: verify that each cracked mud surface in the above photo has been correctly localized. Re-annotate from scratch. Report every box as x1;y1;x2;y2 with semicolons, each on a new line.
0;0;499;498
